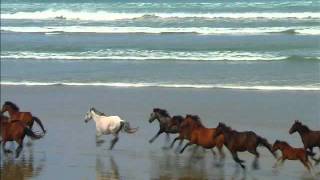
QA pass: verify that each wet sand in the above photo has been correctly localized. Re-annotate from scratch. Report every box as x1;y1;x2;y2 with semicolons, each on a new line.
1;86;320;180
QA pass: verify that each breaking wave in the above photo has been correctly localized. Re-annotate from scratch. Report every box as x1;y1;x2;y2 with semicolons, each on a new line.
1;81;319;91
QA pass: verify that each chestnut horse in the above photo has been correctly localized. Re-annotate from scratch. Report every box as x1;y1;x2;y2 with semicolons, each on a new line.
1;114;43;158
178;115;225;159
272;140;314;171
1;101;46;134
148;108;184;143
214;122;276;169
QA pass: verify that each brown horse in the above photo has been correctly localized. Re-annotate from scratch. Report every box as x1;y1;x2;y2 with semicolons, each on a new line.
1;114;43;158
272;140;314;171
177;115;225;159
214;122;276;169
289;120;320;154
1;101;46;134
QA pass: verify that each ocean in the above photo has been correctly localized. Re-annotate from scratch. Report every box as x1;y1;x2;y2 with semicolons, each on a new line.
1;0;320;179
1;0;319;91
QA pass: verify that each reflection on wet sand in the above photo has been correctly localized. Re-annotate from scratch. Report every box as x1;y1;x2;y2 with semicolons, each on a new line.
96;155;120;180
0;146;45;180
150;149;225;180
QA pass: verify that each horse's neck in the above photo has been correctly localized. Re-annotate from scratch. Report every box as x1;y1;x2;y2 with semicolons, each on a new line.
297;127;310;137
158;116;171;124
8;110;19;117
91;112;102;123
279;144;290;151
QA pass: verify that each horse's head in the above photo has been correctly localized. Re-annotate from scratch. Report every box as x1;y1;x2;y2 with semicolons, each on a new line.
0;113;9;123
84;108;94;123
272;140;281;152
149;108;169;123
289;120;302;134
214;122;229;138
272;140;286;152
1;101;19;113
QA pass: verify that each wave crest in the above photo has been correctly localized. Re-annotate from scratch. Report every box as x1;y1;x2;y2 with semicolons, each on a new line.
1;81;319;91
2;26;320;35
2;10;320;21
1;50;293;61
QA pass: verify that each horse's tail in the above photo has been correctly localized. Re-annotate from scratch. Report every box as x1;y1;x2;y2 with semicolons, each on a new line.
258;136;277;158
32;116;46;134
24;127;43;140
121;121;138;134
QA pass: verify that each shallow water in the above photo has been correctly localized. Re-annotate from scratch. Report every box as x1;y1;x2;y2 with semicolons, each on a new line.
0;86;319;179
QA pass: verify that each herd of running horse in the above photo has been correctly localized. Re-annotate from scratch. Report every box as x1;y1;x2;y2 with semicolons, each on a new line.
0;101;319;172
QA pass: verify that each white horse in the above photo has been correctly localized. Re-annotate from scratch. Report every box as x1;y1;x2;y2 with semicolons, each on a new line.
84;107;138;150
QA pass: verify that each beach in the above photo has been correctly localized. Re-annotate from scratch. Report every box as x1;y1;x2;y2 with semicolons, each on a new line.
1;0;320;179
1;86;319;179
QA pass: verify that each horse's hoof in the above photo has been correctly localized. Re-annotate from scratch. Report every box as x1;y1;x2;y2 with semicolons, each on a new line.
148;140;153;144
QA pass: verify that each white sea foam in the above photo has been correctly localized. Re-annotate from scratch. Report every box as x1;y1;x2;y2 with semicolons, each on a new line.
1;81;319;91
2;10;320;21
2;26;320;35
1;50;289;61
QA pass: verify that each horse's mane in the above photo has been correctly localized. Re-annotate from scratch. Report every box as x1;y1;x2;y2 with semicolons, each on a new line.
186;114;203;126
218;122;233;132
154;108;170;117
172;115;184;123
91;107;106;116
4;101;20;111
295;120;311;132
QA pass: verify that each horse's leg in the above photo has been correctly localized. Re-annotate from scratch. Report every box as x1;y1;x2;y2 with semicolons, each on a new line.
231;151;245;169
95;132;104;145
2;140;12;153
300;159;311;172
15;139;24;158
165;133;170;142
217;145;225;161
273;156;282;168
175;139;184;153
249;148;260;170
180;142;192;154
211;148;217;157
109;134;119;150
170;137;180;148
149;129;163;143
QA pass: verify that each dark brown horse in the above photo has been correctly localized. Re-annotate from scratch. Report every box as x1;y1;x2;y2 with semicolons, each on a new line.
177;115;225;159
289;121;320;152
272;140;314;171
214;122;276;169
1;101;46;134
148;108;184;143
1;114;43;158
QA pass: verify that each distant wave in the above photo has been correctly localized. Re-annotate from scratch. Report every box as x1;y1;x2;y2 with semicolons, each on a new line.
1;50;297;61
2;10;320;21
1;81;319;91
2;26;319;35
